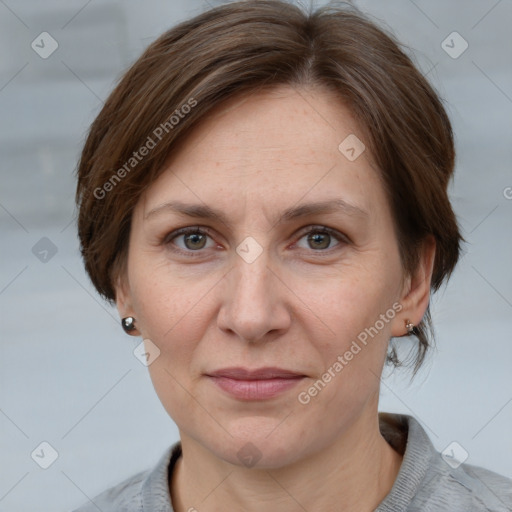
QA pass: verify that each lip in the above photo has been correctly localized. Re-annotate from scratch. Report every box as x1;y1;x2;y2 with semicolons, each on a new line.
206;367;306;400
207;367;305;380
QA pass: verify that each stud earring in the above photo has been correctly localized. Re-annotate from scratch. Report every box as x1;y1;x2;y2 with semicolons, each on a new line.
405;319;417;336
121;317;137;334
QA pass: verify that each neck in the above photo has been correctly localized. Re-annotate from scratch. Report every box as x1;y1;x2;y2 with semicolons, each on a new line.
171;407;403;512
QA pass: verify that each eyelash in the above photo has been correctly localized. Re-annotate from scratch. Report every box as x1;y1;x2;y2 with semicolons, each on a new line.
163;225;348;258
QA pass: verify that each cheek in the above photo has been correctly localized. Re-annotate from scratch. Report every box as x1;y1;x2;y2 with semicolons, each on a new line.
293;261;402;411
293;255;400;342
129;253;206;330
128;262;220;383
130;271;212;424
292;278;397;419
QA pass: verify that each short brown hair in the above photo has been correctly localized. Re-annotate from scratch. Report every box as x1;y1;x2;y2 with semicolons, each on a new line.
76;0;463;373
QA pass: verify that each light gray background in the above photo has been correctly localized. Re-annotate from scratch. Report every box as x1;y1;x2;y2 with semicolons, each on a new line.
0;1;511;510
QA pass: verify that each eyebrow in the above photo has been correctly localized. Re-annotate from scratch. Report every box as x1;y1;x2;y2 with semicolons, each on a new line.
144;198;368;228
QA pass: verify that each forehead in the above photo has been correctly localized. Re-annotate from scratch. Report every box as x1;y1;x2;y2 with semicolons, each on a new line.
138;85;385;222
169;85;367;166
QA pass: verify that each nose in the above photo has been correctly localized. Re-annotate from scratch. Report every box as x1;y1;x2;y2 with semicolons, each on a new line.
216;243;292;344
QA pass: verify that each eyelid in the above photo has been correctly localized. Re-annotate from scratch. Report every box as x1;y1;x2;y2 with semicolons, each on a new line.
163;225;214;242
295;225;350;244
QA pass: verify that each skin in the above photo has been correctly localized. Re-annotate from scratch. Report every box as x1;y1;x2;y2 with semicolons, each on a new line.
116;84;436;512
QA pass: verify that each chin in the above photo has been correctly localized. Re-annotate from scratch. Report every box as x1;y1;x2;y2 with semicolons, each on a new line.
204;422;311;470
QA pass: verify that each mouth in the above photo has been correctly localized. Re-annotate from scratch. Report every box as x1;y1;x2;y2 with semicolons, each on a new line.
205;367;306;400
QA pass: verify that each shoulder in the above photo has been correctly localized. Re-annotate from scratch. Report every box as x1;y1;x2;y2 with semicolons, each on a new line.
70;468;148;511
377;413;512;512
411;457;512;511
70;443;180;512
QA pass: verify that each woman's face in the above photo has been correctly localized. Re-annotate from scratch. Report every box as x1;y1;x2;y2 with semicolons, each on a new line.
117;85;420;468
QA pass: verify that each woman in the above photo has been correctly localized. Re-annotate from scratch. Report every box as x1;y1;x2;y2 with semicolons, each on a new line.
72;1;512;510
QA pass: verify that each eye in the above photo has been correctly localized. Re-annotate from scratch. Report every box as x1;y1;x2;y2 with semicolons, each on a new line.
294;225;347;252
163;225;348;257
164;227;217;254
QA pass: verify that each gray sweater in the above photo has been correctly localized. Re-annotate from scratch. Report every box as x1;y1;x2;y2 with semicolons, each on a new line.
71;413;512;511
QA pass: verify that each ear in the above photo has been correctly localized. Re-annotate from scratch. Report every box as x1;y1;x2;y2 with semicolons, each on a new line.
391;235;436;337
114;274;141;336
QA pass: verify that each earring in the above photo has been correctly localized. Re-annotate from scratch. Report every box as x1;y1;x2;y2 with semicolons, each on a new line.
405;319;417;336
121;317;137;334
